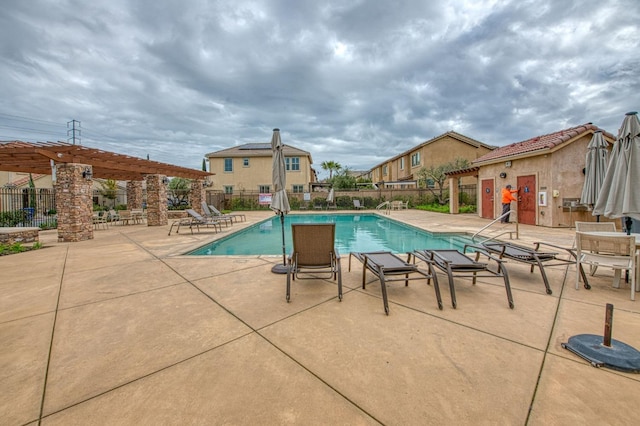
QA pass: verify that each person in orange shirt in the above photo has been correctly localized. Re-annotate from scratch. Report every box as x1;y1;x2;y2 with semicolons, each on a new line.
500;184;518;223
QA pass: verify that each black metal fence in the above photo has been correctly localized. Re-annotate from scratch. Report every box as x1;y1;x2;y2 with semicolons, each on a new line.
0;188;57;228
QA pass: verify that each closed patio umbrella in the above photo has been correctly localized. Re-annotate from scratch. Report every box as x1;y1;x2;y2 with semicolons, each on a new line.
269;128;291;273
580;130;609;217
326;187;334;205
592;112;640;232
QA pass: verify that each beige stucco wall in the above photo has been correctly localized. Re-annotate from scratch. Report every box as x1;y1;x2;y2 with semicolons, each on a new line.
209;155;313;193
477;133;614;227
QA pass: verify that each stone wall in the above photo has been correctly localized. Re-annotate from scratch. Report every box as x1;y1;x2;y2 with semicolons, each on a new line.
55;163;94;242
190;180;205;214
0;227;40;245
126;180;144;209
146;174;168;226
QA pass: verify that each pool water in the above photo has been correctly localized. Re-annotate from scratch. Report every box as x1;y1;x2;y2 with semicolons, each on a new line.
188;213;473;256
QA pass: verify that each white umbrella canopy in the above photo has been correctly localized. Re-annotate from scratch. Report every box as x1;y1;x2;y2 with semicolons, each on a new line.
269;128;290;215
269;128;290;273
326;188;334;203
580;130;609;208
592;112;640;221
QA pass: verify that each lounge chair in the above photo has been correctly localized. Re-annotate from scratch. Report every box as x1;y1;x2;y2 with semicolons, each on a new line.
471;240;588;295
349;251;442;314
411;249;513;309
575;232;638;300
201;202;233;227
353;199;364;210
168;209;223;235
287;224;342;302
208;204;246;223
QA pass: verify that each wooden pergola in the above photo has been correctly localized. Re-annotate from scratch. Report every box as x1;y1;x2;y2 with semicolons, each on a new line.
0;141;212;180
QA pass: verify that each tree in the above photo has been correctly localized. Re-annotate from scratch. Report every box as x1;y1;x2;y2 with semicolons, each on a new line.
417;158;471;205
167;177;191;207
202;158;207;172
320;160;342;180
331;167;357;190
99;179;118;208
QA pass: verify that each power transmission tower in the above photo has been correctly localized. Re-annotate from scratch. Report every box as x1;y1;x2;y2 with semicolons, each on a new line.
67;120;81;144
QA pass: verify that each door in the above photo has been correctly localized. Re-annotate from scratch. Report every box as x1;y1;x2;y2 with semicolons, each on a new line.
517;175;536;225
481;179;494;219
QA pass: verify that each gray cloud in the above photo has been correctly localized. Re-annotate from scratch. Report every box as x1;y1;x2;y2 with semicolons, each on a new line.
1;0;638;177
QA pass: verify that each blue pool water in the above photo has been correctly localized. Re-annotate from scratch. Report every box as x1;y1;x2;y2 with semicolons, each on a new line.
188;213;473;256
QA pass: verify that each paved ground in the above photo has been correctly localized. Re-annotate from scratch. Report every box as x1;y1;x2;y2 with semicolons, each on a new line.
2;210;639;425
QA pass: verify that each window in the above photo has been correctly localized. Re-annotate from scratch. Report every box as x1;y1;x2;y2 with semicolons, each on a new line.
286;157;300;171
243;158;249;167
292;185;304;193
411;152;421;167
224;186;234;194
400;158;405;170
259;185;271;193
383;165;388;176
224;158;233;172
426;178;435;188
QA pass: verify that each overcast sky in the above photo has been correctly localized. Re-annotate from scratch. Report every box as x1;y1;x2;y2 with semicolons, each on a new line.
1;0;638;179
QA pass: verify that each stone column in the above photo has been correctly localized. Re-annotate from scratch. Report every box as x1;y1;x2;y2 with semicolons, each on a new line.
55;163;94;242
190;180;205;214
126;180;144;209
448;176;460;214
145;174;168;226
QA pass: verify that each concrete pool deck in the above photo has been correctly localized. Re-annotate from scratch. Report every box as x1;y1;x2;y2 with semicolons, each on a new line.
2;210;639;425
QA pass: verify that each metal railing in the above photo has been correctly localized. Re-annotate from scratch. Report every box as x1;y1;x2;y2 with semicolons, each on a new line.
472;210;519;242
0;187;57;228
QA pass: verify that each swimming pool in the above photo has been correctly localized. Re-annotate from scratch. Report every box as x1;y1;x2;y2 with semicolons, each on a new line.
187;213;474;256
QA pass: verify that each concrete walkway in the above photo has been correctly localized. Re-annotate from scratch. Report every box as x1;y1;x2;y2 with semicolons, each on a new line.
2;210;639;425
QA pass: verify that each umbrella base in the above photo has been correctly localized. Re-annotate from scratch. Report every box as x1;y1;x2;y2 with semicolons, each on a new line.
562;334;640;373
271;263;289;274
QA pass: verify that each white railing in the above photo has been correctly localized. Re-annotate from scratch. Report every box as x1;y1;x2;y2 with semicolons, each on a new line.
472;210;519;242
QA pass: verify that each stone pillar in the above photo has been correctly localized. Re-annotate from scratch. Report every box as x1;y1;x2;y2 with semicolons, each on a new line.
190;180;205;214
145;174;168;226
449;176;460;214
126;180;144;209
55;163;94;242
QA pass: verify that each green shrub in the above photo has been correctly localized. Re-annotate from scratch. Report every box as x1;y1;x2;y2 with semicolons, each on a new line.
39;220;58;230
0;210;27;227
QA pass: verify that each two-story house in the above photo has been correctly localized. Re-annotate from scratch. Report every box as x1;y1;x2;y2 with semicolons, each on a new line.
206;143;316;194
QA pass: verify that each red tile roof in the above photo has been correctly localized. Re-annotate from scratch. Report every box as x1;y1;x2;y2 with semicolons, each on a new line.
7;173;46;187
473;123;616;164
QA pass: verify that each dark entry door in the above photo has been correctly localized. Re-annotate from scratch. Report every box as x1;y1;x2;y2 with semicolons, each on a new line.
517;175;536;225
481;179;494;219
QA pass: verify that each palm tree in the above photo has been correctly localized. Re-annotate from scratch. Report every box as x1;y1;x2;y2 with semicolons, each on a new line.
320;160;342;180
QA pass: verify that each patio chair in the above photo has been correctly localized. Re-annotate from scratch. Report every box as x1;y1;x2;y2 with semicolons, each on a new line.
410;249;513;309
353;199;364;210
168;209;223;235
348;251;443;314
575;231;638;301
208;204;246;223
472;240;588;295
287;223;342;302
201;202;233;227
575;221;617;276
118;209;133;225
92;211;108;230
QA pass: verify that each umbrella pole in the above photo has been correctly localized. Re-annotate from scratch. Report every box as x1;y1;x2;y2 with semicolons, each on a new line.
271;212;289;274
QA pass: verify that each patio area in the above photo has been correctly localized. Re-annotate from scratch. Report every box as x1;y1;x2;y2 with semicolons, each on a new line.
2;210;639;425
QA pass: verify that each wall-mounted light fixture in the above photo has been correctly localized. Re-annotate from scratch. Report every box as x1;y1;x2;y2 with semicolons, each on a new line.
82;166;92;180
162;176;170;185
203;180;212;188
499;172;507;178
505;161;512;168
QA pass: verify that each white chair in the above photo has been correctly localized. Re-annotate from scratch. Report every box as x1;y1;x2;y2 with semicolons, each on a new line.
575;231;638;301
574;222;617;275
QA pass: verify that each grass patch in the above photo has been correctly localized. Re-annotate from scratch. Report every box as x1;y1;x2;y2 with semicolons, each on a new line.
0;241;43;256
415;204;477;214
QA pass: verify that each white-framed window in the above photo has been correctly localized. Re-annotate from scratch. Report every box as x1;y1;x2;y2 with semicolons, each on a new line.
411;152;421;167
383;165;388;176
400;158;405;170
243;158;249;167
224;158;233;172
292;184;304;193
224;186;234;194
259;185;271;193
286;157;300;171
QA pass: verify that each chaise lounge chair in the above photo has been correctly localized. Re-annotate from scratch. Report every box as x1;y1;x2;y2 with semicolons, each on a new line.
201;202;233;227
287;223;342;302
353;199;364;210
208;204;246;223
168;209;223;235
470;240;587;295
349;251;442;314
410;249;513;309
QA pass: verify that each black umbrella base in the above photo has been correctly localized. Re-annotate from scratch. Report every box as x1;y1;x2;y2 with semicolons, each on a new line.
271;263;289;274
562;334;640;373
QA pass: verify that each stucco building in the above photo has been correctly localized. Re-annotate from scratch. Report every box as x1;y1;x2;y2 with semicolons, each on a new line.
205;143;316;194
472;123;616;227
369;131;495;187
